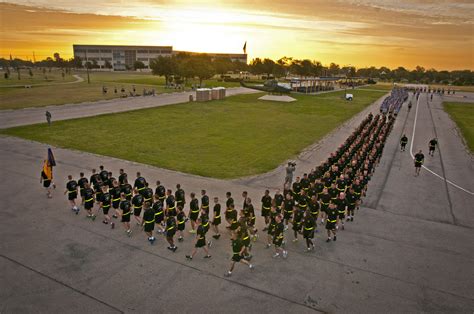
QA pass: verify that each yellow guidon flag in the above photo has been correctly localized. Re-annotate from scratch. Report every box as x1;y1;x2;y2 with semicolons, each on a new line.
42;159;53;181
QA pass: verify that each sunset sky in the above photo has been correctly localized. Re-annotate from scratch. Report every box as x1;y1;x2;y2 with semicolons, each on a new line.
0;1;473;70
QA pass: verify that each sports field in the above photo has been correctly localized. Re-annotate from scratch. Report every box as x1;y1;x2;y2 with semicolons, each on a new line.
1;89;385;178
443;102;474;152
0;70;242;110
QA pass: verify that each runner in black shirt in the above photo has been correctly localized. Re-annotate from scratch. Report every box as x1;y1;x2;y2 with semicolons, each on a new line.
110;180;121;220
64;175;79;213
212;197;221;239
414;150;424;176
77;172;88;206
428;138;437;156
175;184;186;209
121;179;133;201
118;169;127;187
134;172;147;196
155;180;166;202
186;218;211;260
142;201;155;244
119;192;132;236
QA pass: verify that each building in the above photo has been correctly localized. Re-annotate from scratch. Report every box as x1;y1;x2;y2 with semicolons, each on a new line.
73;45;247;71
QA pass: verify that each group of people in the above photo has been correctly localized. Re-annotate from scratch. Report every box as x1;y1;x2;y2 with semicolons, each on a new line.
56;108;395;276
400;135;438;176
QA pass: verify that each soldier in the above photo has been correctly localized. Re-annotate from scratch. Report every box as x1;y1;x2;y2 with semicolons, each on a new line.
119;192;132;236
118;169;128;187
186;218;211;260
326;202;338;242
64;175;79;214
83;183;96;220
201;190;210;214
335;192;347;230
428;138;438;156
261;190;272;230
400;134;408;151
77;172;88;206
99;185;112;226
272;214;287;259
165;214;178;252
142;201;156;244
211;197;222;239
224;231;254;277
152;195;165;234
189;192;200;233
414;150;425;176
134;172;147;196
132;188;144;225
303;210;316;251
175;184;186;210
155;180;166;202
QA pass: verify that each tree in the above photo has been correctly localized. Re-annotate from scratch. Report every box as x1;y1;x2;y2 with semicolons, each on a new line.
29;68;33;77
188;56;215;86
262;58;275;78
213;58;234;76
70;56;83;69
328;63;340;76
133;60;146;70
150;56;178;86
104;60;112;69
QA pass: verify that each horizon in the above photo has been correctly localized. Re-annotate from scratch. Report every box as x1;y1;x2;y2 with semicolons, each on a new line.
1;1;473;71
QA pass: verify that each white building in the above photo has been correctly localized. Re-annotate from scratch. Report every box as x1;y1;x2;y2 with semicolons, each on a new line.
73;45;247;70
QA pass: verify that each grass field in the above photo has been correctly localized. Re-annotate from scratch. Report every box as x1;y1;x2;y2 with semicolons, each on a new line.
1;89;386;178
0;70;243;110
443;102;474;152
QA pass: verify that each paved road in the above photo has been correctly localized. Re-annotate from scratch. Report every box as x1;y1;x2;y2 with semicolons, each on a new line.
0;87;259;129
1;91;473;313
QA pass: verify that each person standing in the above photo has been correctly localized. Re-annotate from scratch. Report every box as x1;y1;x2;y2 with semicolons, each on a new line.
189;192;200;233
45;111;52;126
64;175;79;214
285;162;296;186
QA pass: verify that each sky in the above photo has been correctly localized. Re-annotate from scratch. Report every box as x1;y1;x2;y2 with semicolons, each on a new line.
0;0;473;70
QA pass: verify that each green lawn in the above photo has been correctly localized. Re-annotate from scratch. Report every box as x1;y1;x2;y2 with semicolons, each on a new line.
443;102;474;152
0;81;170;110
1;90;385;178
0;70;242;110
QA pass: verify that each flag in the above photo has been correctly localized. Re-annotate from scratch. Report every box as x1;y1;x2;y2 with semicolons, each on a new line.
243;41;247;54
48;148;56;167
42;160;53;180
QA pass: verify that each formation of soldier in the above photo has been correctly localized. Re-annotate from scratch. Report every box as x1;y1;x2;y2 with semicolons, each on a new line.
61;107;397;276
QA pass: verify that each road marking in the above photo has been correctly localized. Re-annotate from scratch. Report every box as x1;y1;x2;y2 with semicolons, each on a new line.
410;94;474;196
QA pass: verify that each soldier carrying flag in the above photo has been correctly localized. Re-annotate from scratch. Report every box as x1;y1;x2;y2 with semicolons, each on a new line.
40;148;56;198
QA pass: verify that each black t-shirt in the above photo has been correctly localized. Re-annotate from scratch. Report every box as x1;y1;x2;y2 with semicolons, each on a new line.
132;194;144;208
153;201;163;214
143;208;155;222
201;195;209;208
78;177;88;189
346;192;357;205
99;170;109;183
110;187;121;200
90;174;100;186
292;182;301;194
175;189;185;203
320;193;331;204
327;208;338;220
213;204;221;218
166;216;176;231
156;185;166;197
118;173;127;185
415;153;424;162
101;192;111;206
284;199;295;212
226;197;234;209
120;200;131;213
143;187;153;200
134;177;146;189
232;238;243;254
274;222;284;237
261;195;272;208
84;188;94;200
429;139;437;147
335;198;347;211
66;180;78;192
121;183;132;196
190;199;199;212
274;194;284;207
166;195;176;208
197;225;205;238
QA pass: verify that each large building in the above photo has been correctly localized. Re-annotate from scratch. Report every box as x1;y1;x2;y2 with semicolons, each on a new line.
72;45;247;70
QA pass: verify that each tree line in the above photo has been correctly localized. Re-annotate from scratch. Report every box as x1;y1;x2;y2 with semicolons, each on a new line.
1;53;473;86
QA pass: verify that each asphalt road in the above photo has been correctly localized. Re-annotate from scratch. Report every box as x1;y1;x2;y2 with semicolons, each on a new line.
0;91;473;313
